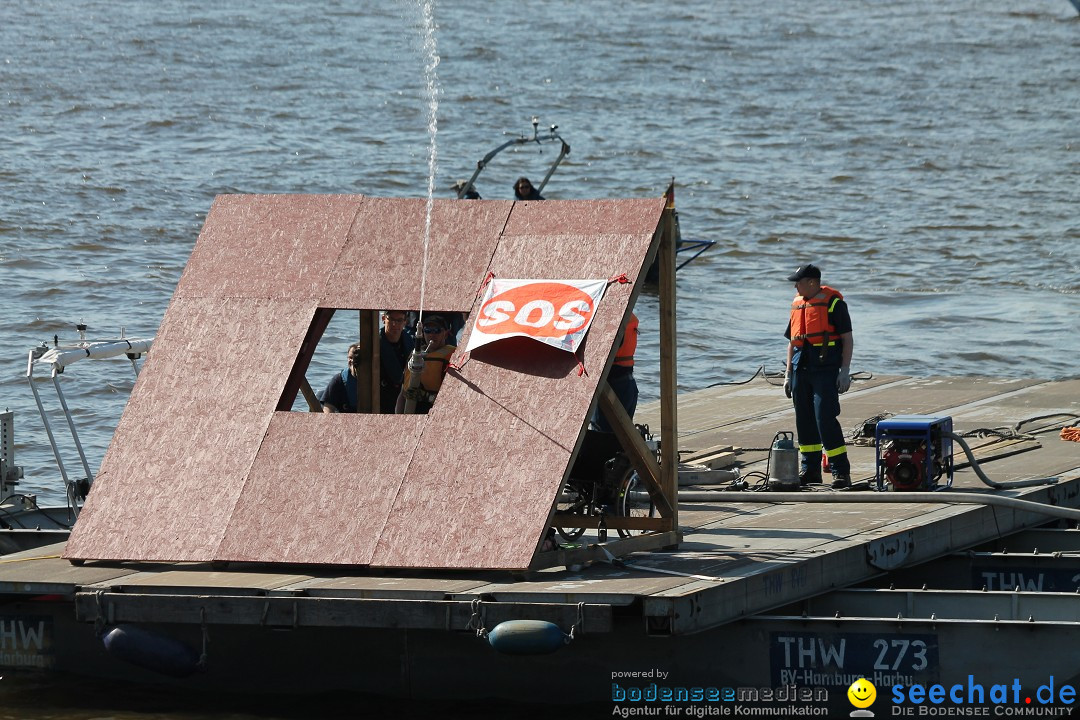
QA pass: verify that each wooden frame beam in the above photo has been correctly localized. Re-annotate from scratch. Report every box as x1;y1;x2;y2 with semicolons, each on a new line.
658;202;679;530
597;385;673;518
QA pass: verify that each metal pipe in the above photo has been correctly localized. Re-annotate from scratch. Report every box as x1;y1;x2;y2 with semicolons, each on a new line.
51;369;94;485
25;351;72;506
535;139;570;196
637;490;1080;523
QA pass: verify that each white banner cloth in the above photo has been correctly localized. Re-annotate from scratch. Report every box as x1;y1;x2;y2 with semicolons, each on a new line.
464;278;607;354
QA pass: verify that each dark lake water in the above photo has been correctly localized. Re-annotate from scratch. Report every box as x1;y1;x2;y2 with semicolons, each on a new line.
1;0;1078;717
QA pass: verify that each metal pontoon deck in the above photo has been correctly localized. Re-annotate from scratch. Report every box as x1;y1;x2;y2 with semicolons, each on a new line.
2;374;1078;713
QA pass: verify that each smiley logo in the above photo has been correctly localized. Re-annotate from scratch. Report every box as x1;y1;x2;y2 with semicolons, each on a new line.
847;677;877;709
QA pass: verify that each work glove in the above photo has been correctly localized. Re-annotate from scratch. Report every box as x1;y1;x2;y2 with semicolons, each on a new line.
837;366;851;394
783;369;792;399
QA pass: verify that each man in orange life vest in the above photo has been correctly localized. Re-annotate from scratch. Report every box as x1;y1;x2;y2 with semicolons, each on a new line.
395;314;457;415
592;312;639;432
783;264;854;489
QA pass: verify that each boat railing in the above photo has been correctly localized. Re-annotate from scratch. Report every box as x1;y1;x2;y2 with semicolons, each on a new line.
456;117;570;199
24;328;153;517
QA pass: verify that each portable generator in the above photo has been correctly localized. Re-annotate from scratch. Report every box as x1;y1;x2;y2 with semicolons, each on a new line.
875;415;954;491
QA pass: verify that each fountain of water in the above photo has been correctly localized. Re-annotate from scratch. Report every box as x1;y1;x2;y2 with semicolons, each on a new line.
415;0;440;324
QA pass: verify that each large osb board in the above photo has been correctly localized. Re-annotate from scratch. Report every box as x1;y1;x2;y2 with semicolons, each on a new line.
64;296;317;561
176;194;365;300
321;196;511;311
65;195;666;569
372;200;659;569
217;412;425;565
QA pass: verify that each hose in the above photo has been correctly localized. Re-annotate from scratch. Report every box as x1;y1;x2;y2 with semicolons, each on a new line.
630;490;1080;523
401;323;429;415
944;431;1056;489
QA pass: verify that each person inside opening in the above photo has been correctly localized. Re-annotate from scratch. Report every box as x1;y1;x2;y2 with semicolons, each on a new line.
513;176;544;201
591;312;639;432
320;341;363;413
395;314;457;414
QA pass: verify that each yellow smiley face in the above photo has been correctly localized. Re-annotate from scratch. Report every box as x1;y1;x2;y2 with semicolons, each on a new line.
848;677;877;709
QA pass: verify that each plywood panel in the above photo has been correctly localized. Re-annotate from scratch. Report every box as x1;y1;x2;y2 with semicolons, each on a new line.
175;194;363;300
322;197;512;312
65;297;315;562
67;196;667;569
374;199;664;569
503;198;667;238
371;373;586;569
217;412;424;565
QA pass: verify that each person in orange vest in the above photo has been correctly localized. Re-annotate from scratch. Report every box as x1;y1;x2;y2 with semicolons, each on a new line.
592;312;639;432
395;314;457;414
783;264;854;488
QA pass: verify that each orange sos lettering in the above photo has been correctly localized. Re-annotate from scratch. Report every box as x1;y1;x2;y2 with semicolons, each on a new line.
478;282;596;338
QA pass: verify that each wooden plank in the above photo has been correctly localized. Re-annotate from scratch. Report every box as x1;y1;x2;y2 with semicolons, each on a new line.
73;592;613;633
299;377;321;412
682;445;735;463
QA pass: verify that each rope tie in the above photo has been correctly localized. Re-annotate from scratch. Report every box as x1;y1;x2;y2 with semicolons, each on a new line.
568;601;585;642
93;589;106;637
476;271;496;298
449;351;469;372
197;606;210;670
466;598;488;639
607;273;631;285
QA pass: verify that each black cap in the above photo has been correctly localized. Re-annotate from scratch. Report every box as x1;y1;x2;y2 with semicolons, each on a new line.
423;314;449;329
786;263;821;282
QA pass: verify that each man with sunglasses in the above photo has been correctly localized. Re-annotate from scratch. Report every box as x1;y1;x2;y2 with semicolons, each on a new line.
395;314;457;414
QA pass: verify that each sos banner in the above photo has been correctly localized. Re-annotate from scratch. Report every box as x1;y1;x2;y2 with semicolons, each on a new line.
464;278;608;354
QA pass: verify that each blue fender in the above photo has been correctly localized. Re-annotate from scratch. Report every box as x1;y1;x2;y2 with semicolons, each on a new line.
487;620;568;655
102;624;200;678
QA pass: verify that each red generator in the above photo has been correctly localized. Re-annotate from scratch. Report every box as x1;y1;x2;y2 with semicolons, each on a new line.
875;415;954;491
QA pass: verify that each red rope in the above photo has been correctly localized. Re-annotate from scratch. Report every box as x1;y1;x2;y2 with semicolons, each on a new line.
476;271;495;299
576;353;588;377
449;351;470;372
607;272;631;285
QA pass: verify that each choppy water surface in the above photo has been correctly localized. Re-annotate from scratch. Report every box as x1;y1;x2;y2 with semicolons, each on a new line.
1;1;1077;716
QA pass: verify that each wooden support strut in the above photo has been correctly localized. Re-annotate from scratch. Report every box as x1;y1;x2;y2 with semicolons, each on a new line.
357;310;380;413
597;385;674;519
299;378;322;412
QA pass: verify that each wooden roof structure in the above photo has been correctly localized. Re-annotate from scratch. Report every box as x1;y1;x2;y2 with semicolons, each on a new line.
64;194;680;570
